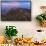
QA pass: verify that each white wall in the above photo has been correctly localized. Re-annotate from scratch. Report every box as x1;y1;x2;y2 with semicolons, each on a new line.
0;0;46;41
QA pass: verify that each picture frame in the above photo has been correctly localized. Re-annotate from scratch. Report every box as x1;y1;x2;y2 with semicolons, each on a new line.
1;1;31;21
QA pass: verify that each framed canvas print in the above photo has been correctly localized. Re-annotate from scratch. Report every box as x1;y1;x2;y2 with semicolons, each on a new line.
1;1;31;21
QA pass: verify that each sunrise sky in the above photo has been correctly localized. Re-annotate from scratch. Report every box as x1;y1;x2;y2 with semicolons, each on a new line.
1;1;31;14
2;0;30;1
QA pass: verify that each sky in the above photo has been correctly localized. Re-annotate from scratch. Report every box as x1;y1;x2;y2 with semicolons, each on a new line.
1;1;31;14
2;0;30;1
2;2;31;9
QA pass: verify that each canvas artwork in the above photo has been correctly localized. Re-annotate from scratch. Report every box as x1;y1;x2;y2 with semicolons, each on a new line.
1;0;31;21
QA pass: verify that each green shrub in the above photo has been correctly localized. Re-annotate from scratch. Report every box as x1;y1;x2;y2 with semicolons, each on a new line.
36;14;46;21
5;26;18;39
